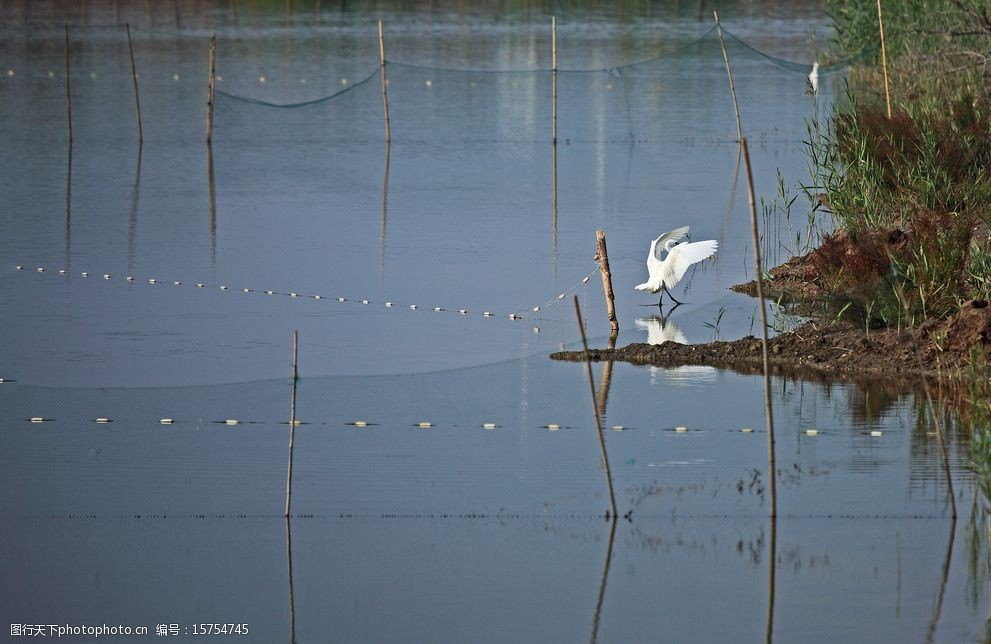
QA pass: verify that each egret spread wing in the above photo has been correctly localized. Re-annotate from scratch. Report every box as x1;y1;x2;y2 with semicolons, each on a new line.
652;226;691;261
668;239;718;284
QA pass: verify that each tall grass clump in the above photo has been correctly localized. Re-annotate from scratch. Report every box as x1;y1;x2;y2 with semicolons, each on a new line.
812;0;991;325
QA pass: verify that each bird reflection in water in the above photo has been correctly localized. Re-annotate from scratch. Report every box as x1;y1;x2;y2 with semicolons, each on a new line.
635;312;688;346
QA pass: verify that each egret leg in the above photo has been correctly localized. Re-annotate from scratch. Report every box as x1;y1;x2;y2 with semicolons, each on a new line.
663;285;684;306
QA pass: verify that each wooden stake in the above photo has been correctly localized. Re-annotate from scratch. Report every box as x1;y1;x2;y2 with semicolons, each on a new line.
378;20;392;143
64;24;73;143
125;24;143;143
574;296;618;521
207;33;216;143
713;12;743;142
594;230;619;333
877;0;892;118
741;138;777;519
552;16;558;145
284;330;299;518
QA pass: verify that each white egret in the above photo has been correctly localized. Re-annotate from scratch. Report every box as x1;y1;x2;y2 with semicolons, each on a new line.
635;226;718;307
806;61;819;95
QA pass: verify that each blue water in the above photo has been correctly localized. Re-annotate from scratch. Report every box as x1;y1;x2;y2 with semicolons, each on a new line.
1;1;987;642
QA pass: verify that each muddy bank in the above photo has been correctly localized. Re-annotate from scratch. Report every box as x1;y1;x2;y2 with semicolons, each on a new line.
551;299;991;392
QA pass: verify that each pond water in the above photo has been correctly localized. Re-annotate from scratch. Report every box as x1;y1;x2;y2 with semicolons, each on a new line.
1;1;988;642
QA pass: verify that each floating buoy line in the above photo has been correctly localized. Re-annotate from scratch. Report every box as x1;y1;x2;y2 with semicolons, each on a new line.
14;263;600;327
6;414;869;438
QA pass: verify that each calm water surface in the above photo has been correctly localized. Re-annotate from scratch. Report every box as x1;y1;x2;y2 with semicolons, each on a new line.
1;2;988;642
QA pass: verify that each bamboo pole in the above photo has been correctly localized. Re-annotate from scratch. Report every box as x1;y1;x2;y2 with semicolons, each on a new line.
207;33;216;143
713;12;743;142
125;24;143;143
594;230;619;333
551;16;558;145
378;20;392;143
741;138;777;519
877;0;892;118
284;330;299;518
64;24;73;143
574;296;618;521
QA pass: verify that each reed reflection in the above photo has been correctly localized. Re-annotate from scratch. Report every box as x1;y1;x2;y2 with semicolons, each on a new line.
590;517;617;644
766;514;776;644
924;518;957;644
127;143;143;272
380;141;391;277
207;142;217;266
65;140;73;266
286;515;296;644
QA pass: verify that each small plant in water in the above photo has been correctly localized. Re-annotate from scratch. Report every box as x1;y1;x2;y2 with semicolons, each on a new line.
703;306;726;340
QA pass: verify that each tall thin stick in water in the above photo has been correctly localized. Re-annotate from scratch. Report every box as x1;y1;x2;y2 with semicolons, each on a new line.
713;12;743;142
741;138;777;518
378;20;392;142
207;33;216;143
595;230;619;333
551;16;558;145
284;330;299;518
573;296;618;521
64;24;73;143
125;23;143;143
877;0;892;118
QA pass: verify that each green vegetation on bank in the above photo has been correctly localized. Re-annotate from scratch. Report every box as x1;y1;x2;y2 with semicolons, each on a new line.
818;0;991;500
807;0;991;327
